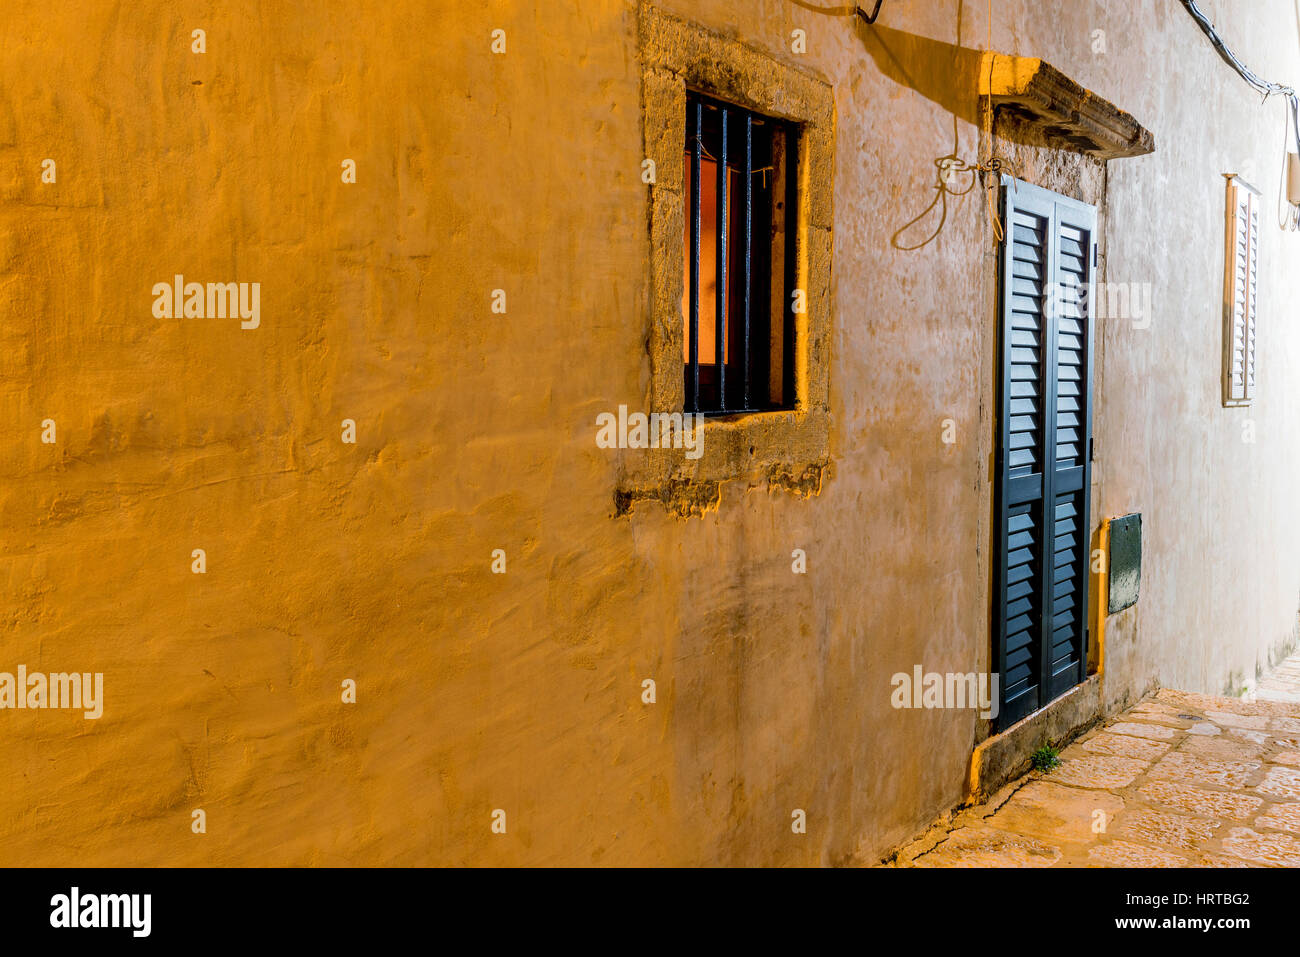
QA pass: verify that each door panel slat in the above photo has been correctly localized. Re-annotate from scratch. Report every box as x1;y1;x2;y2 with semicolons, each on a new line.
995;178;1093;730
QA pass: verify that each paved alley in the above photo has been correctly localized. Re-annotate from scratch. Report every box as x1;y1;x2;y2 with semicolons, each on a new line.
893;654;1300;867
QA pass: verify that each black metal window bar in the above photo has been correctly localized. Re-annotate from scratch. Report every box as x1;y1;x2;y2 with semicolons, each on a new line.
684;91;795;416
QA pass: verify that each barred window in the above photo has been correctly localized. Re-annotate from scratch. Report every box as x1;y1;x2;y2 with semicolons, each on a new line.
681;91;795;416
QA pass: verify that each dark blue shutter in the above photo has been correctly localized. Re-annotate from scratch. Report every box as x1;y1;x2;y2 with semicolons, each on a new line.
995;177;1096;729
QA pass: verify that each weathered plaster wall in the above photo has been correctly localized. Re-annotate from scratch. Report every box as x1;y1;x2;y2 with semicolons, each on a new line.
1;0;1298;866
1084;0;1300;712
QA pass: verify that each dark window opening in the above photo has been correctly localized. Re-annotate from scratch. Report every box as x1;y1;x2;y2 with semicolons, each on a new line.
682;91;796;416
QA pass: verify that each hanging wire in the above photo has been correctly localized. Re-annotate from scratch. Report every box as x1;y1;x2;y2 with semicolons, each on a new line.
980;0;1005;244
1180;0;1298;136
1180;0;1300;229
892;0;1018;249
891;154;1017;250
855;1;884;24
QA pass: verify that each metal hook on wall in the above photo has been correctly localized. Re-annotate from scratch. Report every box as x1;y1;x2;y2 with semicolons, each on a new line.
856;1;884;24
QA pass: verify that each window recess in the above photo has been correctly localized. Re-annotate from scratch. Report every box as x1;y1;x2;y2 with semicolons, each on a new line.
682;91;795;416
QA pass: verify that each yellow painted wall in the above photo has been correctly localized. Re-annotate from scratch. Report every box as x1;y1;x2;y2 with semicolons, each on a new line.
2;0;1299;865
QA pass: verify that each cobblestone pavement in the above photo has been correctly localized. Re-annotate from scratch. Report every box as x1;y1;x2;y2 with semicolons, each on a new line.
1257;653;1300;704
893;653;1300;867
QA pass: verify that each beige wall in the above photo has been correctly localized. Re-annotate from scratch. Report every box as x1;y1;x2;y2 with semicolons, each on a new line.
1;0;1298;866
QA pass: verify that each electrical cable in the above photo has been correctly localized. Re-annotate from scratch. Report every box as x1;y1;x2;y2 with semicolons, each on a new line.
1180;0;1300;229
855;2;883;24
1180;0;1297;127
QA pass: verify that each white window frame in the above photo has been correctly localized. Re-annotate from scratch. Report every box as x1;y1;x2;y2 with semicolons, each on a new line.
1222;174;1260;407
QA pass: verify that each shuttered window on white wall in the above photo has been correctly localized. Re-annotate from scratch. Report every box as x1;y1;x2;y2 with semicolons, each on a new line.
1223;175;1260;407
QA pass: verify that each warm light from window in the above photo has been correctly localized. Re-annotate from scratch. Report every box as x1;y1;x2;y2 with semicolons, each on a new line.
681;156;734;365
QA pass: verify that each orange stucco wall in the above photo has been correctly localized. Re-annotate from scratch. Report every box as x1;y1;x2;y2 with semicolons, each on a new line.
2;0;1299;865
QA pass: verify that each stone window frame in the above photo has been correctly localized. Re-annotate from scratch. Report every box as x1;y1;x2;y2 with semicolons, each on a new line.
629;6;834;509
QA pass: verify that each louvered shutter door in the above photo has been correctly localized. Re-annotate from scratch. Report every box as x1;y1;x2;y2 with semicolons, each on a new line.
1244;186;1259;400
997;187;1051;724
1224;177;1259;406
1045;204;1093;702
995;178;1095;728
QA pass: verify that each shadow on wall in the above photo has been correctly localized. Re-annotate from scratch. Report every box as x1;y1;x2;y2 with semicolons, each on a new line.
856;19;1057;156
857;22;984;128
809;3;1071;248
786;0;984;125
787;0;861;14
853;17;999;249
783;2;994;249
785;3;1088;251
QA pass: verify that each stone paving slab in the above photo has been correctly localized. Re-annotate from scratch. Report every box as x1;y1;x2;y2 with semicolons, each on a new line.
892;651;1300;867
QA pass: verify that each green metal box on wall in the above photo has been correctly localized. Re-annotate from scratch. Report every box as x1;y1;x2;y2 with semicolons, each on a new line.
1108;513;1142;613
